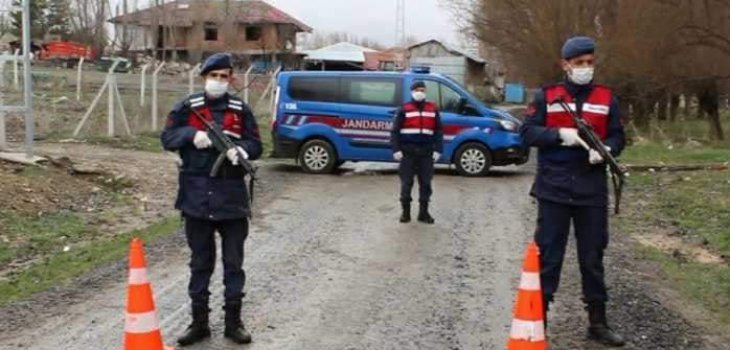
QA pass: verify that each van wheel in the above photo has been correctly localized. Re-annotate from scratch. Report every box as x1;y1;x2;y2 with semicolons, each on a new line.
299;139;337;174
454;142;492;177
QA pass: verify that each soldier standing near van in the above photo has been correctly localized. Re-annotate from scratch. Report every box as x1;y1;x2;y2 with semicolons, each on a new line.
161;53;262;346
520;37;626;346
391;81;444;224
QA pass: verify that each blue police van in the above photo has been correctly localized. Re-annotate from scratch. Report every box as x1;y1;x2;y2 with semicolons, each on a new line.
270;68;528;176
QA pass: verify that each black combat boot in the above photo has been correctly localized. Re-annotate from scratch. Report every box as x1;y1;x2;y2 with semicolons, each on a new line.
177;304;211;347
400;201;411;223
224;303;252;344
587;303;626;347
417;201;435;224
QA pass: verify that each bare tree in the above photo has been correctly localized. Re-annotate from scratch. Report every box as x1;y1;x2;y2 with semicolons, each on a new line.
445;0;729;139
68;0;109;53
0;12;12;39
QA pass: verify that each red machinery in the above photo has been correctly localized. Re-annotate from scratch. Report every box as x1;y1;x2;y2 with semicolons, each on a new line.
38;41;97;61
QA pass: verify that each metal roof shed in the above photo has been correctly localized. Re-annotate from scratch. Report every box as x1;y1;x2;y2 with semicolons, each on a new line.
407;39;487;92
302;42;378;70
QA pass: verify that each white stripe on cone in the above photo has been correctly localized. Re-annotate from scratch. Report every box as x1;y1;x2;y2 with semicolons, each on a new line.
128;268;149;285
509;319;546;341
518;271;541;291
125;310;161;334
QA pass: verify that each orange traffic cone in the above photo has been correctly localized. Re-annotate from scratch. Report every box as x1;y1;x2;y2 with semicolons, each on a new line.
121;238;175;350
507;241;547;350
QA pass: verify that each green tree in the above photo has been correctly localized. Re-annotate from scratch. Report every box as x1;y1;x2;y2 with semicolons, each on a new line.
46;0;71;38
10;0;49;39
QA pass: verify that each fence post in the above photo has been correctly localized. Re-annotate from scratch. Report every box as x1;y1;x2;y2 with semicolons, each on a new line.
140;64;149;107
255;67;280;110
21;0;34;158
113;76;132;136
188;63;201;94
73;59;121;138
269;66;281;115
76;57;84;101
151;62;165;131
13;49;19;91
243;65;254;104
0;58;5;150
108;66;115;136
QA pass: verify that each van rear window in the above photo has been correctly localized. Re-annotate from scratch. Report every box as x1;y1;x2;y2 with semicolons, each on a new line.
288;76;402;107
289;77;340;102
342;77;401;107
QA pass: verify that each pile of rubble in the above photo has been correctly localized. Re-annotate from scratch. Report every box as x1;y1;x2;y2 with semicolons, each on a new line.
135;55;195;75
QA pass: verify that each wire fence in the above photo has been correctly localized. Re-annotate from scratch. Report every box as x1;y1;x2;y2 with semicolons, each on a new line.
0;60;277;144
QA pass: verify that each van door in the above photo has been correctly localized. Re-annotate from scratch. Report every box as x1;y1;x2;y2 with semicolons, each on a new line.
422;79;476;145
338;76;403;160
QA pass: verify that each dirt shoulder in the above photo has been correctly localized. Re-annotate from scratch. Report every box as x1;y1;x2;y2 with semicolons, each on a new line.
0;143;299;340
548;169;730;349
0;145;727;349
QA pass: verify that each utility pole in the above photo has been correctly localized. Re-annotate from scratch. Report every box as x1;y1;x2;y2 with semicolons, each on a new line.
21;0;33;158
395;0;405;47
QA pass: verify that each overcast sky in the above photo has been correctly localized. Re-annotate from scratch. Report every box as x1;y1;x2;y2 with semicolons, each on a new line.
265;0;460;47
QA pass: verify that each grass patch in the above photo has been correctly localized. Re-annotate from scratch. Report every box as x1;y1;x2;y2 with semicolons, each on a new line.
637;245;730;324
624;116;730;165
257;113;273;158
0;211;88;266
621;170;730;255
650;171;730;254
87;131;164;153
0;216;180;306
615;165;730;325
18;166;48;178
621;142;730;165
629;115;730;143
62;114;274;158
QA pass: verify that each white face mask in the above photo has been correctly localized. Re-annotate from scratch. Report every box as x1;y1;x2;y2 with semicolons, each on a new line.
568;66;595;85
205;79;229;98
412;91;427;102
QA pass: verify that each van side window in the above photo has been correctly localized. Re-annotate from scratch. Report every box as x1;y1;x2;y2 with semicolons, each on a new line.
289;77;340;102
342;77;402;107
422;80;463;114
440;84;463;114
424;80;441;107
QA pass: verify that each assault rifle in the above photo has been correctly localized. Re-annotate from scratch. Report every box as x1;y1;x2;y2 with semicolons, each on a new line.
187;105;258;203
552;96;627;214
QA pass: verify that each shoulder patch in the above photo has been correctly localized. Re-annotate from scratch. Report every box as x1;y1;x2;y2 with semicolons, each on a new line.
187;92;206;108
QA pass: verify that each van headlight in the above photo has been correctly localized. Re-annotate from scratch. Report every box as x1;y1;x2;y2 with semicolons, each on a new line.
499;120;518;132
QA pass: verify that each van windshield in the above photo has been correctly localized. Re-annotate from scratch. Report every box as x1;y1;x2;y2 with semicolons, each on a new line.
440;75;489;109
